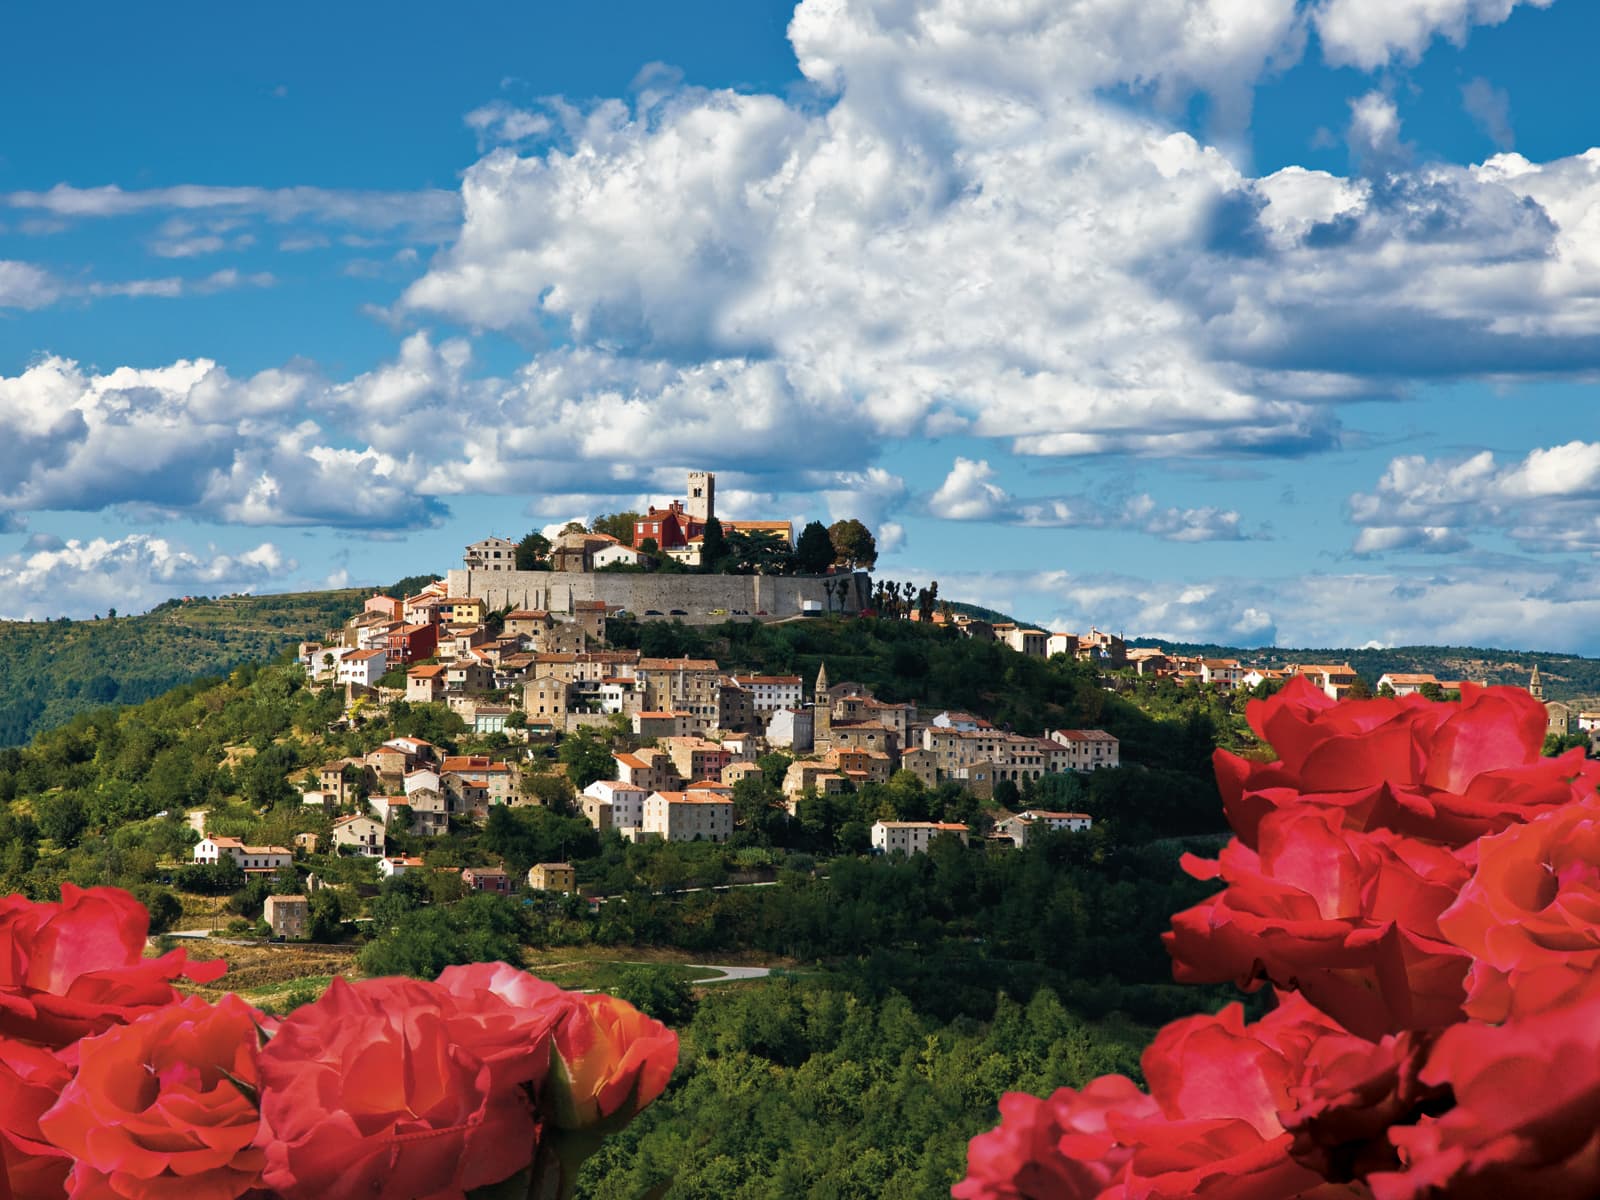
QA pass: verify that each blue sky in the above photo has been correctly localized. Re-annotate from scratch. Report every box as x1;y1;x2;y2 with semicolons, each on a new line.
4;0;1600;652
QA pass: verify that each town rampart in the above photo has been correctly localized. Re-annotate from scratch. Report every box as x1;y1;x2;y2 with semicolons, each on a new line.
445;569;871;624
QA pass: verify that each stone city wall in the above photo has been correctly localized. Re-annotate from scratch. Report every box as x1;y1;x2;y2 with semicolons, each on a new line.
445;569;871;624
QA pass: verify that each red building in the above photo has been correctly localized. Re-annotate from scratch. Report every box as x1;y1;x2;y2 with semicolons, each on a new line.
634;500;702;551
461;866;512;895
386;622;439;665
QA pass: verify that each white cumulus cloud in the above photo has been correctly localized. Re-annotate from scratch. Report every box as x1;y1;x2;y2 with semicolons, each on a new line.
929;457;1248;541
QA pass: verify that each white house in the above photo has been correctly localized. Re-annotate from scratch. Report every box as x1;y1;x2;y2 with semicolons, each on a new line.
404;767;442;797
378;855;425;878
330;813;385;856
300;790;335;812
642;791;734;843
338;648;389;689
582;780;648;832
1377;673;1441;698
766;708;815;751
929;711;988;732
995;810;1093;848
732;674;804;714
592;544;649;569
871;821;970;854
192;837;292;873
306;645;350;682
1200;659;1243;690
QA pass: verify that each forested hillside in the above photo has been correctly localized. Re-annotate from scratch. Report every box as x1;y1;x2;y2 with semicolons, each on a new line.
0;588;365;746
0;610;1290;1196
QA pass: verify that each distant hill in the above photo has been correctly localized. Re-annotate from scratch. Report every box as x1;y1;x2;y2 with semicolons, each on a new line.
946;600;1020;625
0;589;365;746
1131;638;1600;704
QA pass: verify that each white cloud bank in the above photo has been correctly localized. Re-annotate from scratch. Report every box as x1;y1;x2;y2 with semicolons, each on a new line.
929;457;1248;542
1351;441;1600;555
0;535;292;620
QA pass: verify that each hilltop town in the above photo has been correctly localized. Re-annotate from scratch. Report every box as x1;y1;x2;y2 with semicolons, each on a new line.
255;566;1126;936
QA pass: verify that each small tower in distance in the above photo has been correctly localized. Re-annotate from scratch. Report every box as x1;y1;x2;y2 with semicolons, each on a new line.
1529;662;1544;701
813;661;832;746
686;470;715;523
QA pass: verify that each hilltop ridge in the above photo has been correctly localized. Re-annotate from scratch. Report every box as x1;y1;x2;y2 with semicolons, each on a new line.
1130;637;1600;703
0;589;365;746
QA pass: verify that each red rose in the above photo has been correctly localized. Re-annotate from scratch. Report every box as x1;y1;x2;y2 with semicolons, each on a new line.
1282;1029;1444;1183
0;885;225;1049
434;961;574;1092
1218;679;1595;851
1110;995;1344;1199
544;992;679;1132
1367;993;1600;1198
37;992;266;1200
0;1038;74;1197
1437;799;1600;1021
952;1077;1159;1199
255;976;541;1200
1166;805;1472;1038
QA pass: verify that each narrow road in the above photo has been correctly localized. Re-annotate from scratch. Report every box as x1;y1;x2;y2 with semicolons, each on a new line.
687;964;772;982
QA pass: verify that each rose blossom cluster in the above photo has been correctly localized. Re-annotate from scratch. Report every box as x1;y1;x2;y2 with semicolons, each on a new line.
0;886;678;1200
957;678;1600;1198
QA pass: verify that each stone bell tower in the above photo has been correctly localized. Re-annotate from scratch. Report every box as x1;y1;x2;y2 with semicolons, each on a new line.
686;470;715;523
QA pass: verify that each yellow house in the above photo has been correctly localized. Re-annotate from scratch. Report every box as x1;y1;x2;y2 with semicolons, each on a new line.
448;597;487;625
527;862;576;894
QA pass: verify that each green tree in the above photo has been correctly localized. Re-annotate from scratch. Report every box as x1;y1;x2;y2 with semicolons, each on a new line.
36;792;88;847
132;885;182;934
1544;730;1591;757
613;966;696;1025
559;728;614;791
1346;675;1375;700
726;530;794;575
307;889;345;941
795;522;835;575
700;517;729;573
827;518;878;569
592;512;643;544
515;531;553;571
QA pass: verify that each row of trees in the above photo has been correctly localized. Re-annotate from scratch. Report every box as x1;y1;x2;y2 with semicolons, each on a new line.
511;514;880;576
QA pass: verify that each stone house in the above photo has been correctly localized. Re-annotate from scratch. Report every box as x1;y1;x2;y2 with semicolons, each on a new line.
263;895;309;939
528;863;577;893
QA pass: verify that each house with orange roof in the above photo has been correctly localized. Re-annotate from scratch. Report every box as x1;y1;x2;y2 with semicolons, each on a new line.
642;790;734;843
1376;672;1441;698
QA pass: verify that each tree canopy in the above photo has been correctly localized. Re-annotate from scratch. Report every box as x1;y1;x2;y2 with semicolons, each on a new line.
591;512;642;544
828;518;878;570
795;522;836;575
515;531;552;571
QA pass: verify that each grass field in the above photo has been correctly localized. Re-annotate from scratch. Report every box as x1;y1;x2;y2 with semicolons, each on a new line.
160;938;779;1015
